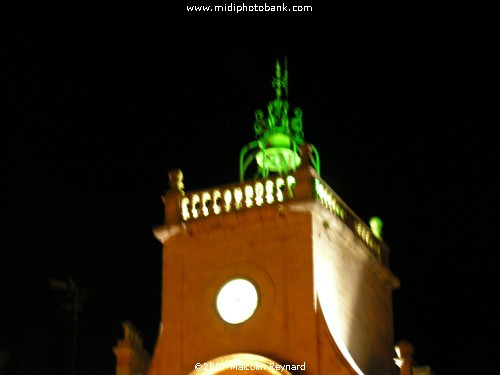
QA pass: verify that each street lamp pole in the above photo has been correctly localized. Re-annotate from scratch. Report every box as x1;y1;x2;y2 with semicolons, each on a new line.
50;276;78;375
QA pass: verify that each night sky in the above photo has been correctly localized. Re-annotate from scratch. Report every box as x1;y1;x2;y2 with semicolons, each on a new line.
2;3;497;375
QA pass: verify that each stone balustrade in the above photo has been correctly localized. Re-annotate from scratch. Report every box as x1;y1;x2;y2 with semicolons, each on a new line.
163;168;385;264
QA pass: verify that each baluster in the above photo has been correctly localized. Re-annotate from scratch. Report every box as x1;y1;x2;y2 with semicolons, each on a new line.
212;190;222;214
181;197;191;221
234;187;243;210
276;177;285;202
191;194;200;219
265;180;274;204
223;189;232;212
255;182;264;206
244;185;254;208
202;192;211;216
286;175;296;198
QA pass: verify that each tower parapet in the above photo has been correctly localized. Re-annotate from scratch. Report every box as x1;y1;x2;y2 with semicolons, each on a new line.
154;164;390;266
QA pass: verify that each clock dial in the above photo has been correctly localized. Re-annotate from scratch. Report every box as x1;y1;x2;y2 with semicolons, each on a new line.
216;279;258;324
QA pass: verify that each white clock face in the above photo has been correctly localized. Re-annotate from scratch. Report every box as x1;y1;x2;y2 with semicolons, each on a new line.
216;279;258;324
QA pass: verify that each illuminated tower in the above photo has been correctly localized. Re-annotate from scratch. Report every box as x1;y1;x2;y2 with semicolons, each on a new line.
147;60;400;375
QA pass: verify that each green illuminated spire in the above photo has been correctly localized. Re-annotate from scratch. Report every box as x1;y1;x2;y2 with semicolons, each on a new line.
272;58;287;99
239;58;319;181
253;59;304;147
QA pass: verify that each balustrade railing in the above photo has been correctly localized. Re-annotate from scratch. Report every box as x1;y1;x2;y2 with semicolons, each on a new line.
313;177;382;261
180;175;296;221
174;173;383;263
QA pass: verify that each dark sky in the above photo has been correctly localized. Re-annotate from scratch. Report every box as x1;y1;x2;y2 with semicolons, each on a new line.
2;3;498;375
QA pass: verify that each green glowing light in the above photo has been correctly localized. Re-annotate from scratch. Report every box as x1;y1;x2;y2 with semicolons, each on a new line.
369;216;383;239
255;147;301;173
266;132;291;148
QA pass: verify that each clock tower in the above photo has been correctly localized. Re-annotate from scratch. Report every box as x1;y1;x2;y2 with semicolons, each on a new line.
147;60;400;375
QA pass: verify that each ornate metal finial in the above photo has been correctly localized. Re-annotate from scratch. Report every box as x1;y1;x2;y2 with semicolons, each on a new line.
253;58;302;144
239;58;320;181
